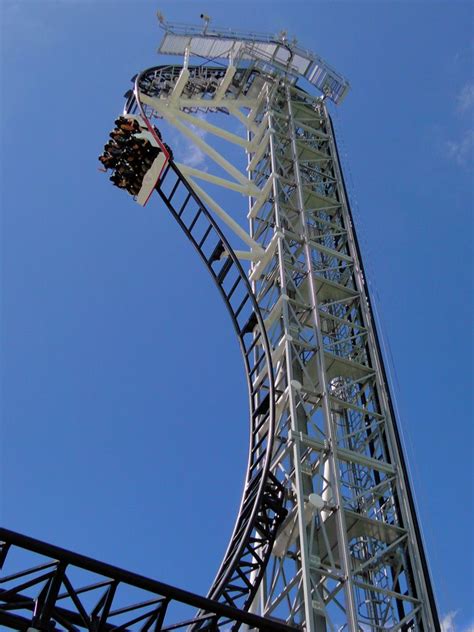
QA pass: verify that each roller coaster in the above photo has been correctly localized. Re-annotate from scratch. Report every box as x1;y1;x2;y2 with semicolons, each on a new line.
1;12;440;632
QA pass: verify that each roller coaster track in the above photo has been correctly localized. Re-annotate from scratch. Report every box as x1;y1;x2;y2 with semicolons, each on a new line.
130;70;286;618
0;66;289;632
0;65;289;632
0;528;294;631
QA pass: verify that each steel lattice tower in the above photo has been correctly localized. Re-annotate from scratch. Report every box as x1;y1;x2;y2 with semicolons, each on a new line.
138;15;440;632
0;13;441;632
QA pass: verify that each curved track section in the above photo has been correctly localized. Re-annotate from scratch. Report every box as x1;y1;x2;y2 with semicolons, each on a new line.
123;70;287;621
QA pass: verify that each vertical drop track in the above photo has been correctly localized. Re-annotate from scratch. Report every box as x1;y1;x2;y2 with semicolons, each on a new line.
128;75;288;620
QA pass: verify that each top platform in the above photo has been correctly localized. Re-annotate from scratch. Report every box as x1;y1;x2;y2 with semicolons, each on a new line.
157;15;350;105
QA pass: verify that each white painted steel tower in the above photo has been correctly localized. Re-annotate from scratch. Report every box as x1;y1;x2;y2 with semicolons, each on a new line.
131;14;440;631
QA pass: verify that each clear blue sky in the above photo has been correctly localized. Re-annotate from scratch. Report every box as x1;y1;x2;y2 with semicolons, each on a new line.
1;1;473;630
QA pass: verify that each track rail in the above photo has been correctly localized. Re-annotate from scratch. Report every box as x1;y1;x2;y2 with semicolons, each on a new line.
123;69;287;620
0;528;295;631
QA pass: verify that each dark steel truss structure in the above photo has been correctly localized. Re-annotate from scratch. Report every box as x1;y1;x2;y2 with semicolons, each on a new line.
0;528;296;631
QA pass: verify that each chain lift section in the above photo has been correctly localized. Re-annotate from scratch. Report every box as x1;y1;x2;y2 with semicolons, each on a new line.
126;15;440;632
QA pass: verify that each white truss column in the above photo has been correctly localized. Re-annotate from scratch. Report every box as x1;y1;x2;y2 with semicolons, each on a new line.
286;87;359;632
266;97;317;632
